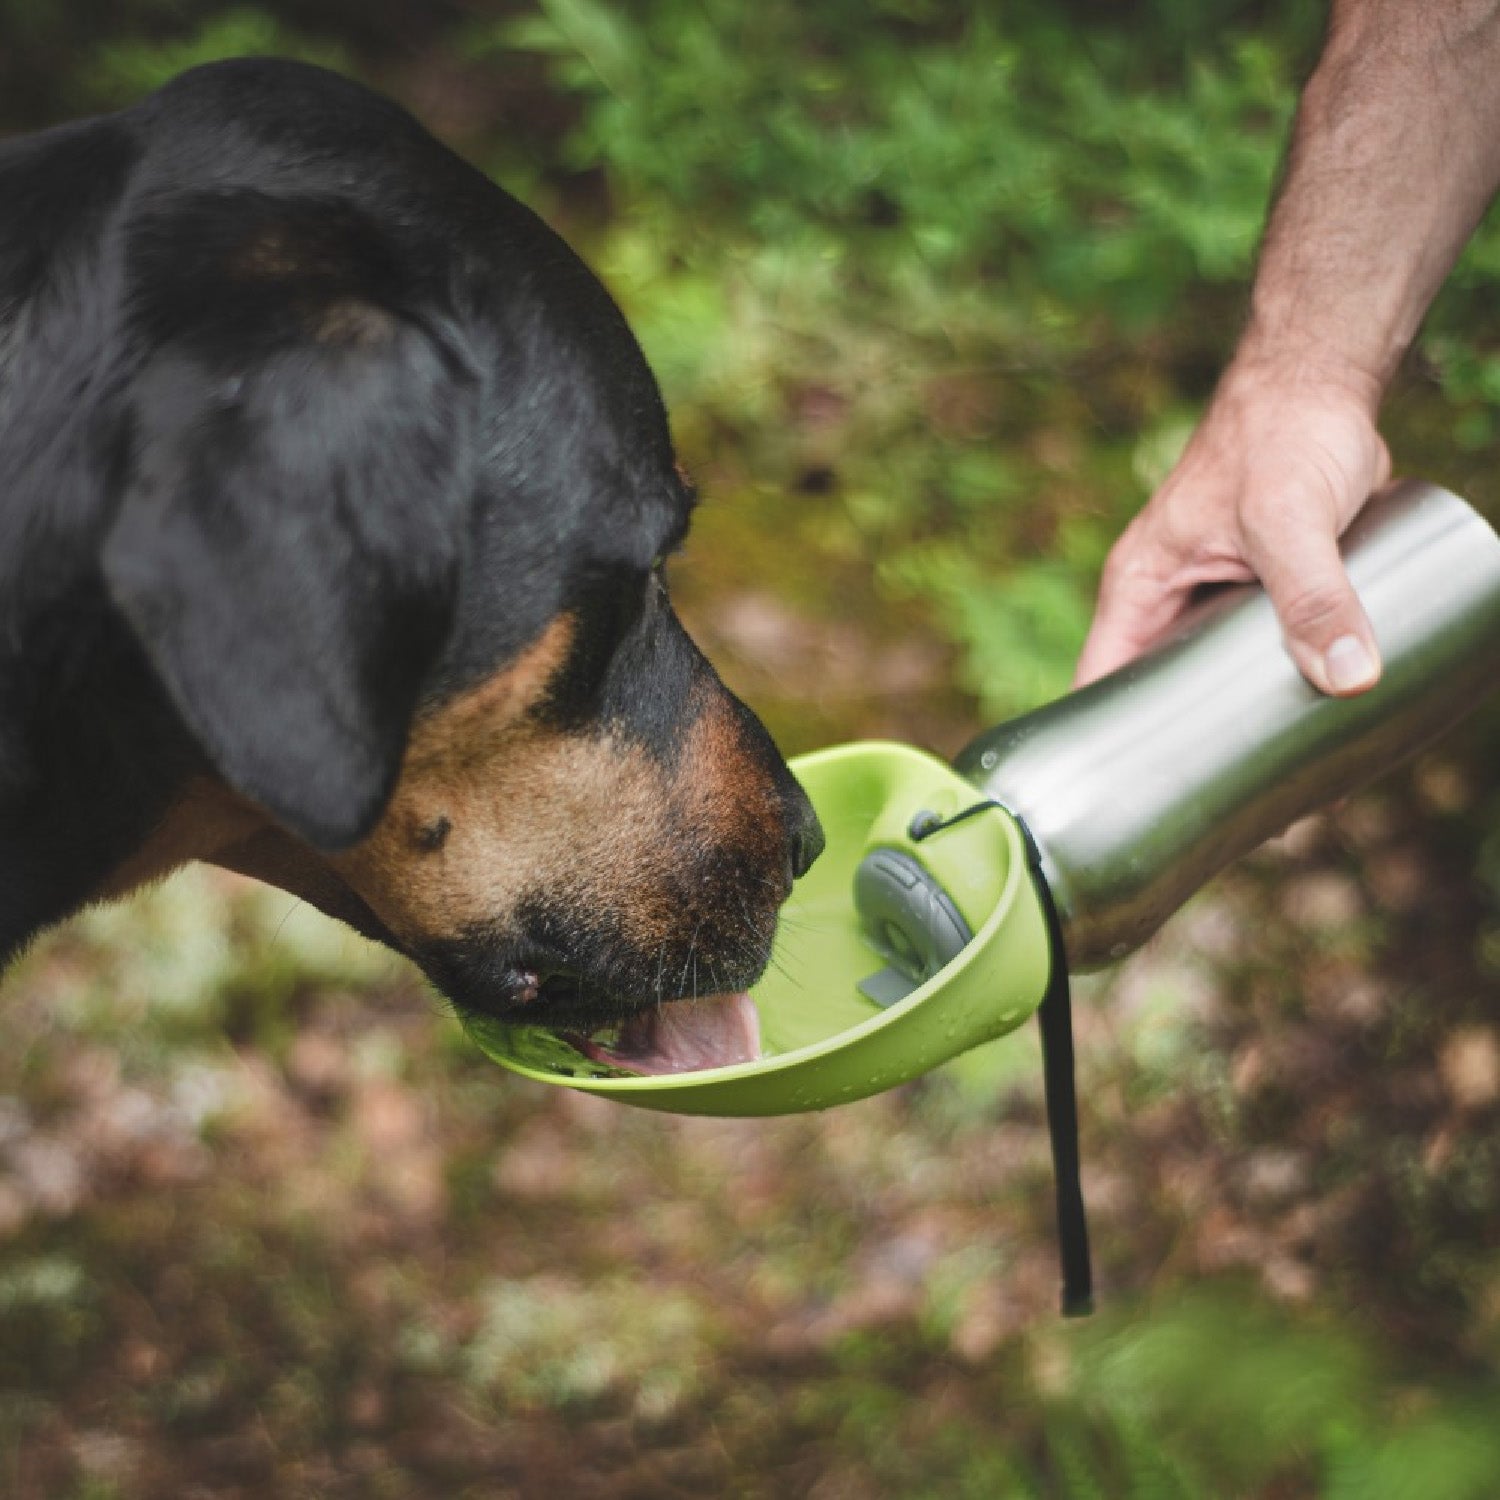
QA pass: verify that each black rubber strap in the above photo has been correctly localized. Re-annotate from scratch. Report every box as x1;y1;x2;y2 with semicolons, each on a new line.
1037;944;1093;1316
907;796;1093;1314
1016;820;1094;1317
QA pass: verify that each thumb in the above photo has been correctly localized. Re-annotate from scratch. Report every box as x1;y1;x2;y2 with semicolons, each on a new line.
1250;519;1381;697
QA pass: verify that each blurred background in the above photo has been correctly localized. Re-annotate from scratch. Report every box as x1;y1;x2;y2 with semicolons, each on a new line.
3;1;1500;1495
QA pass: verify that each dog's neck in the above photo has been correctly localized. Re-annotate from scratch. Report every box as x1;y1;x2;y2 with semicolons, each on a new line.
89;778;266;903
0;633;208;963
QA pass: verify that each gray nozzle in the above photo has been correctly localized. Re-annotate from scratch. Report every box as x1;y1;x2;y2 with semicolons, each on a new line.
955;480;1500;970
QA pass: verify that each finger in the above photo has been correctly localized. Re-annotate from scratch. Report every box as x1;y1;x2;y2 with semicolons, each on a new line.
1074;539;1191;687
1248;519;1381;696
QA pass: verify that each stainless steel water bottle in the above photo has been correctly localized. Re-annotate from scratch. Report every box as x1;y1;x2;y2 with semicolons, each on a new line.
955;479;1500;970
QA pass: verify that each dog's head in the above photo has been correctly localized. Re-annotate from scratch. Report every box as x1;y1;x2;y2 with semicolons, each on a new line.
87;61;821;1061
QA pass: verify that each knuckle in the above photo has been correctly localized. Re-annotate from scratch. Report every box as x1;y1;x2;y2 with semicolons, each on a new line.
1240;490;1323;551
1098;543;1140;594
1100;519;1179;593
1276;582;1351;639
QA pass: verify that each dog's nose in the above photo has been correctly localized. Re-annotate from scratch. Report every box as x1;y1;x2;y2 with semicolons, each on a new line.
789;801;826;880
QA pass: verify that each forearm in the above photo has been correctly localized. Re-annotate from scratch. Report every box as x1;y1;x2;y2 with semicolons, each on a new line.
1235;0;1500;406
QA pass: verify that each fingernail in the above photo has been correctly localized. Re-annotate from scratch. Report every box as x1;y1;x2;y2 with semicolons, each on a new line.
1323;635;1379;694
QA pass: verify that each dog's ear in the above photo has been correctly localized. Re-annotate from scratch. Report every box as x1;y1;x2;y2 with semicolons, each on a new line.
103;312;480;850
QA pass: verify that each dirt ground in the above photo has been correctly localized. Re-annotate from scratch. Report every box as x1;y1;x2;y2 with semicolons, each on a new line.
3;544;1497;1496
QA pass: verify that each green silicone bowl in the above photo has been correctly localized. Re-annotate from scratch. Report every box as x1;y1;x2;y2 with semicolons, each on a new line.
461;741;1055;1116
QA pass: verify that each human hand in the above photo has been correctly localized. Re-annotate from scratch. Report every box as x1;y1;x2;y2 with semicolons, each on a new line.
1075;361;1391;696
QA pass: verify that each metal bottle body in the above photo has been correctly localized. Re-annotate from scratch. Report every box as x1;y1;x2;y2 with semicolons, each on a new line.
955;480;1500;970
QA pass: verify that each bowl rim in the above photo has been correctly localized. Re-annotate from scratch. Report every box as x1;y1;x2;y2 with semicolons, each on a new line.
461;739;1038;1099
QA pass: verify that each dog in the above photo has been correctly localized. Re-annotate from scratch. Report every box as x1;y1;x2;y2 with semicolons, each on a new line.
0;57;823;1072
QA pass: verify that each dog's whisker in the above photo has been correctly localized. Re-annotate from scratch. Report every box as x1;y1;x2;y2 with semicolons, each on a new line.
269;898;305;950
675;918;704;1001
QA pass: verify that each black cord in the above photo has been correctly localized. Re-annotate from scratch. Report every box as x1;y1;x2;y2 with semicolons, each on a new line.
907;800;1000;842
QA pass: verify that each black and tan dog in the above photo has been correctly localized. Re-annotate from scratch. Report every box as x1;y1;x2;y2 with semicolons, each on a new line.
0;58;823;1071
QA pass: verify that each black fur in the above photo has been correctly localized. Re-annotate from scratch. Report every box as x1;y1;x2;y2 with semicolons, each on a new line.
0;58;821;1018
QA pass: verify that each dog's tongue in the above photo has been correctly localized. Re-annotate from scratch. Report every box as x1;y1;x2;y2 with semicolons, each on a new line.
573;992;762;1076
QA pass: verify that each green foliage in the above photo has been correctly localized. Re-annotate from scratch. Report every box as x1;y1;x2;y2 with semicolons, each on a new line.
475;0;1319;708
1054;1292;1500;1499
487;0;1293;319
772;1285;1500;1498
81;9;348;108
485;0;1500;717
884;547;1096;715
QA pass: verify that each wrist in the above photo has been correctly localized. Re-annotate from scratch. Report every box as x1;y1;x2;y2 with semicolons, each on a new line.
1217;334;1387;420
